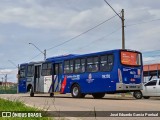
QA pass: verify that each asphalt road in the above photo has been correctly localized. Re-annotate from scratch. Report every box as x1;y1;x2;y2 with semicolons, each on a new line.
0;93;160;120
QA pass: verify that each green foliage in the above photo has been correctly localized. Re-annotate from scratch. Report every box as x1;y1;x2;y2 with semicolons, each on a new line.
0;85;17;94
0;98;53;120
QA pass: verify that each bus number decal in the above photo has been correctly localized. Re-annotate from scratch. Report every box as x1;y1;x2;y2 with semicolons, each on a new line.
102;74;110;79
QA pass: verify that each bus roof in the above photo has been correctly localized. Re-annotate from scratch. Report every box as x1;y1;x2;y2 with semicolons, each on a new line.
46;54;78;62
28;61;44;64
20;49;141;64
20;63;28;66
46;49;128;62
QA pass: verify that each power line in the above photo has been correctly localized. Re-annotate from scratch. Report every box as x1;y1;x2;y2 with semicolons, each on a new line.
27;53;42;62
47;14;117;51
104;0;122;19
144;54;160;58
69;27;121;53
27;25;121;61
126;18;160;27
142;49;160;54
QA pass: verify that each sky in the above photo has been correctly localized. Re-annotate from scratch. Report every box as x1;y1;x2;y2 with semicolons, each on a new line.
0;0;160;82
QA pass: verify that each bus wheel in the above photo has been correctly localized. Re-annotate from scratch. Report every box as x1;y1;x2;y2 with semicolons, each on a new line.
133;91;142;99
50;93;54;97
30;87;34;97
143;96;150;99
71;84;84;98
92;93;105;99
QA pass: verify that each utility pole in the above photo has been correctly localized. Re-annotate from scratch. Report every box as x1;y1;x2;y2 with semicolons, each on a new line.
44;49;46;61
121;9;125;49
29;43;46;61
5;74;7;91
104;0;125;97
17;64;20;93
104;0;125;49
1;77;3;87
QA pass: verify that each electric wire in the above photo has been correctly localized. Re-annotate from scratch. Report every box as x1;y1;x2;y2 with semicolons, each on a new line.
27;53;42;62
126;18;160;27
69;27;121;53
47;14;117;51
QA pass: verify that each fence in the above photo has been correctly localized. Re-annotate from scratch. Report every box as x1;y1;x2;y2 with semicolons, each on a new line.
0;84;17;94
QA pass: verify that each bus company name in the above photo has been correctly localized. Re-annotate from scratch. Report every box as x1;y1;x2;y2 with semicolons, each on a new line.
67;75;80;80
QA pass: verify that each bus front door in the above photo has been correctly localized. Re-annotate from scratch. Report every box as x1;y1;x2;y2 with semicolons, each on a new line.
53;63;62;93
34;65;41;92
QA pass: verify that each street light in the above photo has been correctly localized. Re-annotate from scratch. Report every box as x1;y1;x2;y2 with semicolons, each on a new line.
29;43;46;61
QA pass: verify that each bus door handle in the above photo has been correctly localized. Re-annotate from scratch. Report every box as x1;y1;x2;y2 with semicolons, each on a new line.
153;87;156;88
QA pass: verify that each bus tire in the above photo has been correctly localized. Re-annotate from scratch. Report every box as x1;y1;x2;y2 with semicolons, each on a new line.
143;96;150;99
50;93;54;97
92;93;105;99
30;87;34;97
133;91;142;99
71;84;85;98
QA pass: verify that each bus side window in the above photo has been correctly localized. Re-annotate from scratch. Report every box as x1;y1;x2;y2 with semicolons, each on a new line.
59;64;63;75
81;59;86;73
100;55;107;72
87;57;99;72
64;61;70;74
87;57;93;72
100;54;114;71
70;60;74;73
93;57;99;72
108;55;114;70
55;64;59;75
27;65;34;77
42;63;52;76
74;59;81;73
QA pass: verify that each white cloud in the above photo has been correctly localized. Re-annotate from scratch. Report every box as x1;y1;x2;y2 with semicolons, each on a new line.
0;0;160;82
0;69;17;74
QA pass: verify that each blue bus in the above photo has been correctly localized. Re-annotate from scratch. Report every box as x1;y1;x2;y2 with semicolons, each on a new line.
19;49;143;99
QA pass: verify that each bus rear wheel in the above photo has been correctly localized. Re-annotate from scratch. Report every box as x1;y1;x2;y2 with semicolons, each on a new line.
71;84;85;98
92;93;105;99
50;93;54;97
133;91;142;99
30;87;34;97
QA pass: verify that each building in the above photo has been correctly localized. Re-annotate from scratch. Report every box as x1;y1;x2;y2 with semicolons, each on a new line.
143;63;160;82
0;82;16;87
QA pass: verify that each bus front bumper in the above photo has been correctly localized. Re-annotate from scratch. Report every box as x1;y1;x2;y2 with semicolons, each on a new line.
116;83;143;91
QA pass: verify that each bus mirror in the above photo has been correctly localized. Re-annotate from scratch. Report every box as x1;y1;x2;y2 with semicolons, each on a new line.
17;74;20;79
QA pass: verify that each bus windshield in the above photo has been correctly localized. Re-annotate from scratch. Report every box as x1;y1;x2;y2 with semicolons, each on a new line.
121;51;141;66
19;65;26;78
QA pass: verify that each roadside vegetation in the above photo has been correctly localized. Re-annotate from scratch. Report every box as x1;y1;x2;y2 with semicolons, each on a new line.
0;85;17;94
0;98;52;120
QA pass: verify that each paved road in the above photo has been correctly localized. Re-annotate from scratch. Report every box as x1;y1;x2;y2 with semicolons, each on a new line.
0;93;160;120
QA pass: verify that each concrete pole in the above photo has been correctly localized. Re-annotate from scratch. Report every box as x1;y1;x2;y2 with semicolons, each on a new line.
121;9;125;49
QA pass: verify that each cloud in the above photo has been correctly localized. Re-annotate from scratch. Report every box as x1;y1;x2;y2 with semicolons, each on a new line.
0;1;75;29
0;69;17;74
0;0;160;82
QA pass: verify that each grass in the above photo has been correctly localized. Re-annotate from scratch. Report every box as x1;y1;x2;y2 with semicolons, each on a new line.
0;86;17;94
0;98;53;120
